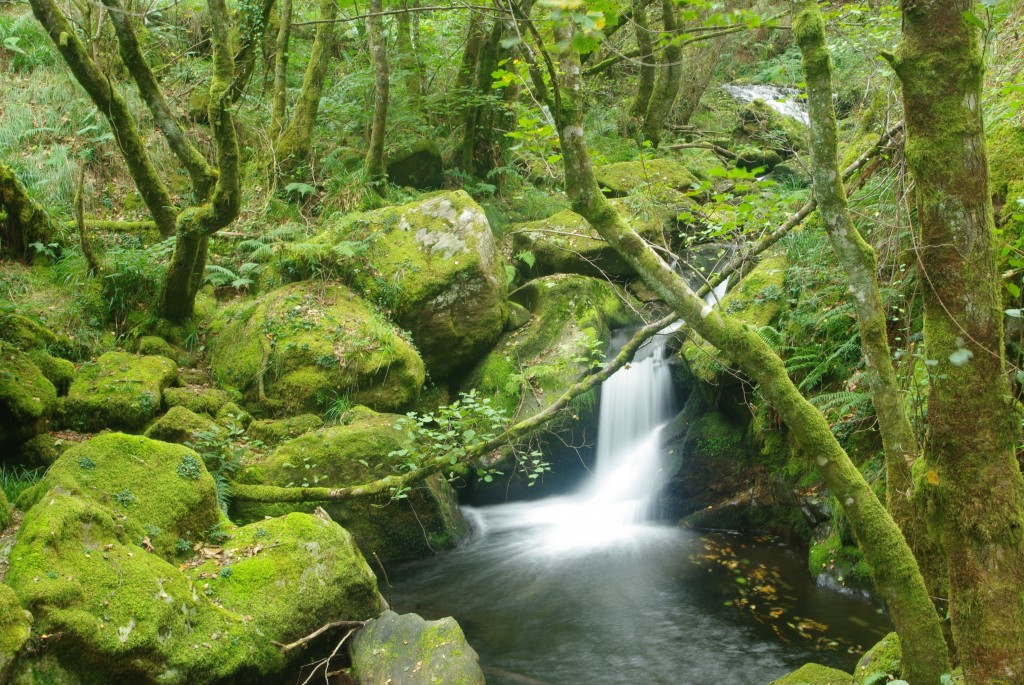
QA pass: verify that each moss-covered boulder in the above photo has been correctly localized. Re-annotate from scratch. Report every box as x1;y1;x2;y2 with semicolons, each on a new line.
0;489;12;530
234;409;467;561
245;413;324;445
216;401;252;428
25;350;75;396
808;529;874;592
136;335;175;358
735;99;808;154
162;385;228;416
0;313;63;352
769;664;851;685
595;158;701;198
61;352;177;432
144;406;220;444
7;433;381;684
663;410;754;508
351;611;485;685
0;342;58;447
209;282;425;415
288;191;508;379
0;583;32;681
386;141;445;190
854;632;901;682
735;145;784;173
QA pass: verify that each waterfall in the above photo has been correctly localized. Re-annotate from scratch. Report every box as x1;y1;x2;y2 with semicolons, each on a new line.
722;83;809;124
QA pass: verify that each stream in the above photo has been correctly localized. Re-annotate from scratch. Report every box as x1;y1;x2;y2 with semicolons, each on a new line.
386;283;889;684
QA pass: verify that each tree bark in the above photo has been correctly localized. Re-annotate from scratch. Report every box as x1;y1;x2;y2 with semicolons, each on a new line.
396;0;422;99
363;0;390;189
159;0;242;322
793;0;948;610
270;0;293;142
228;0;277;102
102;0;217;202
0;163;59;261
886;0;1024;679
641;0;682;146
626;0;654;136
30;0;179;238
552;20;950;684
275;0;338;178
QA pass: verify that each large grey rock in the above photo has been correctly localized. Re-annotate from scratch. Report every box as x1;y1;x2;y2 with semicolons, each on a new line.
351;611;485;685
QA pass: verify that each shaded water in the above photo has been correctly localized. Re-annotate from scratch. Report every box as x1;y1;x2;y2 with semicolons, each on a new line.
386;282;888;683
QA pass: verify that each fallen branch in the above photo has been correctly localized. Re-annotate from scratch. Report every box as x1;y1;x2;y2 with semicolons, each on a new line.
273;619;366;652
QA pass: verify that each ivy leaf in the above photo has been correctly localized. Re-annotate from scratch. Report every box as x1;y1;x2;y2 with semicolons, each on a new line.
962;10;986;30
948;348;974;367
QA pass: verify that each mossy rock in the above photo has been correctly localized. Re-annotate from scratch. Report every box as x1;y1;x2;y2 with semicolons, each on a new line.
216;401;252;428
510;208;673;279
245;413;324;446
0;342;58;447
987;123;1024;202
289;191;508;379
664;410;753;509
135;336;175;358
854;632;901;681
7;653;81;685
735;99;808;154
386;140;444;190
61;352;177;432
16;433;67;466
0;583;32;681
769;663;851;685
595;158;701;198
464;274;636;425
0;313;62;352
26;351;75;396
162;386;229;416
351;610;485;685
808;530;874;592
0;489;12;530
767;161;812;188
7;434;381;684
735;145;784;173
144;406;219;444
208;282;425;415
235;410;467;561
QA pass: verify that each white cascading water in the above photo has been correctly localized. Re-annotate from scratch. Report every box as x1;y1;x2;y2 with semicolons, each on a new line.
722;83;809;124
481;277;730;556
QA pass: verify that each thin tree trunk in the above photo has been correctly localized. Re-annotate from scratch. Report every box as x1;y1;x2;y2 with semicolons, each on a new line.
886;0;1024;679
642;0;682;146
229;0;277;102
626;0;654;136
461;17;502;175
363;0;390;189
276;0;338;178
102;0;217;202
396;0;422;99
794;0;948;625
159;0;241;322
30;0;179;238
270;0;293;142
552;20;950;684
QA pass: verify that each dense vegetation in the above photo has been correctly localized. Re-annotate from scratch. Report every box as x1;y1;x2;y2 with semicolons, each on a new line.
1;0;1023;682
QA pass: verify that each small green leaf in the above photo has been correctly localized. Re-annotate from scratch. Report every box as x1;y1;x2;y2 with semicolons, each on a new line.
948;348;974;367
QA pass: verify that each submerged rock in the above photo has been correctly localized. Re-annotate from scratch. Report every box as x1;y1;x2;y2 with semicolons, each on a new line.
7;433;381;684
351;611;485;685
284;191;508;379
209;282;425;415
60;352;177;432
234;408;467;561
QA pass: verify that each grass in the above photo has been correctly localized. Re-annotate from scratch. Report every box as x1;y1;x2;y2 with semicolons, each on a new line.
1;463;45;503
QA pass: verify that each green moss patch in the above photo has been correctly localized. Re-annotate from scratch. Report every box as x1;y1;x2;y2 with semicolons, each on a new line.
162;386;229;416
61;352;177;432
769;663;851;685
595;158;701;197
0;342;58;446
0;583;31;680
209;282;425;416
144;406;220;444
245;413;323;446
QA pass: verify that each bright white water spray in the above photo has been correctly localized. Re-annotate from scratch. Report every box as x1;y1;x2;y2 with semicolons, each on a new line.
722;84;809;124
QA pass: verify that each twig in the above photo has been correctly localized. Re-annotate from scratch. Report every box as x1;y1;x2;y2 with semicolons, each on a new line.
273;619;365;653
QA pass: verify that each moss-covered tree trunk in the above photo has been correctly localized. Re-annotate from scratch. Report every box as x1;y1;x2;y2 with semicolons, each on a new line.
460;17;504;177
793;0;948;609
269;0;293;142
102;0;217;202
641;0;682;146
626;0;654;136
30;0;179;238
886;0;1024;679
276;0;338;179
159;0;241;322
396;0;422;99
551;20;950;684
363;0;390;188
0;163;58;261
228;0;277;102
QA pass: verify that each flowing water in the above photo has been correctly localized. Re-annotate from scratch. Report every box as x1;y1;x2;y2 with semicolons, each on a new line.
386;282;889;684
722;83;809;124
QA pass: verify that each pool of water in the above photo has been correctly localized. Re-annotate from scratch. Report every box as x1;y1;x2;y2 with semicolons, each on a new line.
385;505;890;685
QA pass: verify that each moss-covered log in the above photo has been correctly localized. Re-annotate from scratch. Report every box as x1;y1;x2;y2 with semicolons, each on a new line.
275;0;337;178
793;0;948;617
552;20;949;683
886;0;1024;679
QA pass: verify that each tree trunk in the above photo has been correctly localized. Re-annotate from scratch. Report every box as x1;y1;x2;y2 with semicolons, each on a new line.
159;0;241;322
102;0;217;202
641;0;682;146
396;0;422;99
551;20;951;684
228;0;277;102
270;0;293;142
461;17;503;176
0;163;58;261
887;0;1024;679
626;0;654;136
794;0;949;625
363;0;390;189
30;0;179;238
275;0;338;179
